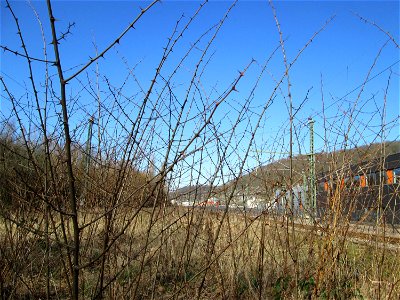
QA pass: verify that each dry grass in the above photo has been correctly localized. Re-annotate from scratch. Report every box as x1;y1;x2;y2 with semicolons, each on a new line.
1;206;399;299
2;0;398;299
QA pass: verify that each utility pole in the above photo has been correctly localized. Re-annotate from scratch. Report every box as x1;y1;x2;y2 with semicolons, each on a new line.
308;118;316;216
302;171;307;213
85;116;94;175
83;116;94;206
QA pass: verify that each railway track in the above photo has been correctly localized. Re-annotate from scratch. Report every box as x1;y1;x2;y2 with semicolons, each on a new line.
190;205;400;249
259;214;400;250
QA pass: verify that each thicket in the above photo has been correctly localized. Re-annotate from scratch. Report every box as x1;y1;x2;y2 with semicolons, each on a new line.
1;0;399;299
0;131;164;211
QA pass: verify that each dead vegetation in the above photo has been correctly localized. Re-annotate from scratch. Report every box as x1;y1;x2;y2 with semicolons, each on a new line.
1;0;399;299
1;207;399;299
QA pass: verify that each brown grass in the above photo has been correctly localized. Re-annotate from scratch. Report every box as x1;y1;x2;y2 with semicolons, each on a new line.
1;206;399;299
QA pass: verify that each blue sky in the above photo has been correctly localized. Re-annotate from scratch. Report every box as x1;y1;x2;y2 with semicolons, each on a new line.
1;0;399;186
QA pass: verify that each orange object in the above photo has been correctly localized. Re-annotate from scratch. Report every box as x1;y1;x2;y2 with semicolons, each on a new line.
340;178;345;189
387;170;394;184
324;181;329;191
360;175;366;187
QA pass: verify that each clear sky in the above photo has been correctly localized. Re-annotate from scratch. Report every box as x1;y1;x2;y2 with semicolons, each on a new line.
1;0;399;186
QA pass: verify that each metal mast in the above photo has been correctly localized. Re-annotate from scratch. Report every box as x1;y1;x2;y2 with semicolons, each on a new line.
308;118;316;215
82;116;94;206
85;116;94;175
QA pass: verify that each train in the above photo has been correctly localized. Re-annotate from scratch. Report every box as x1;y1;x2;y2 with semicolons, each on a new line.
173;153;400;226
316;152;400;225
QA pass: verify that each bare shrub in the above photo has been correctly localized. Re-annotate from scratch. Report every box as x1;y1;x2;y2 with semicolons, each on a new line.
1;0;399;299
